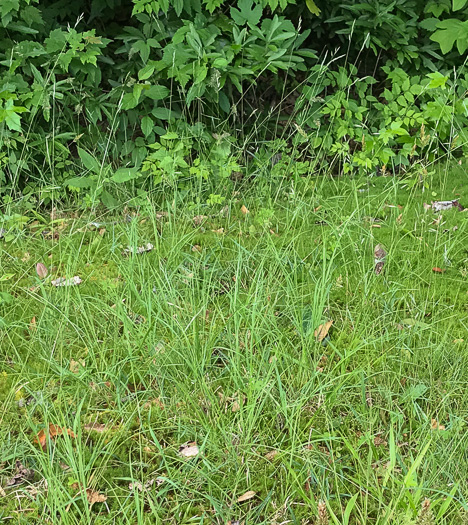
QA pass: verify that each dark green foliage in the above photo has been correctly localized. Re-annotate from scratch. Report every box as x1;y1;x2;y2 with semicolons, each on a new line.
0;0;467;207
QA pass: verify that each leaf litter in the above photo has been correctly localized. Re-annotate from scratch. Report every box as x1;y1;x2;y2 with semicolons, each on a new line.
178;441;199;458
314;321;333;342
51;276;82;287
5;461;34;487
35;424;76;450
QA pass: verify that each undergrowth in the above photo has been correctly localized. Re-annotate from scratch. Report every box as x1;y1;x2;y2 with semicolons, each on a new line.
1;162;467;523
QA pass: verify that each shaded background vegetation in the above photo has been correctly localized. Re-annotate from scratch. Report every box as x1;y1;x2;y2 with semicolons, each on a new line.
1;0;468;208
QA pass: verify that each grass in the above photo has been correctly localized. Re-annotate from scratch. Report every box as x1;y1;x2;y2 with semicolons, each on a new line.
1;162;467;524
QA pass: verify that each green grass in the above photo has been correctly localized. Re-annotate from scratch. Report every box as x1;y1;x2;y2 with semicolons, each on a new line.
1;164;467;524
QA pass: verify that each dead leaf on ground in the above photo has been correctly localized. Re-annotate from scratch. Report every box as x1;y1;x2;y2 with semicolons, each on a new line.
241;205;250;215
374;244;387;275
432;200;464;212
179;442;199;458
36;263;48;279
432;267;445;273
156;211;168;220
374;436;387;447
265;450;279;460
192;244;202;252
212;227;225;234
51;276;82;287
70;359;85;373
129;478;164;492
193;215;208;226
6;461;34;487
35;424;76;450
84;423;108;433
122;243;154;257
431;419;445;431
231;400;241;413
143;398;165;410
86;488;107;507
237;490;256;503
314;320;333;342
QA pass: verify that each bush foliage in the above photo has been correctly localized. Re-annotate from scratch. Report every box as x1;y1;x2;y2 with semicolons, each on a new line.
1;0;468;207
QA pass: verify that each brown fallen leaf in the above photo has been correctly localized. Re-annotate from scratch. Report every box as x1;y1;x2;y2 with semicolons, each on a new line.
237;490;256;503
35;424;76;450
432;267;445;273
192;244;202;252
70;359;85;373
143;398;165;410
99;228;106;236
431;419;445;431
264;450;278;461
193;215;208;226
86;488;107;507
374;436;387;447
231;400;241;413
36;263;48;279
374;244;387;275
179;441;199;458
314;320;333;342
241;205;250;215
84;423;108;433
6;461;34;487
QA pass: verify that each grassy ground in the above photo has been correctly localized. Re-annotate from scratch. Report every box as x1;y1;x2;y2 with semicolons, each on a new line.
1;163;467;524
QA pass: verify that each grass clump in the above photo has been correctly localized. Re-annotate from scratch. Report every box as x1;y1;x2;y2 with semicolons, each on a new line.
0;163;467;524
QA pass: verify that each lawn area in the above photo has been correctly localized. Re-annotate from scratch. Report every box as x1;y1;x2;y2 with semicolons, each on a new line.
1;165;467;524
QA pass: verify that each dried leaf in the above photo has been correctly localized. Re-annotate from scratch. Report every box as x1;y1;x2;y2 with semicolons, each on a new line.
212;228;225;234
193;215;208;226
432;200;464;212
423;202;431;211
122;243;154;257
51;276;82;287
35;424;76;450
231;400;241;413
29;317;37;332
432;267;445;273
237;490;256;503
431;419;445;431
84;423;108;433
241;205;250;215
265;450;278;460
86;488;107;507
129;478;161;492
374;244;387;275
374;436;387;447
192;244;202;252
6;461;34;487
314;320;333;342
36;263;48;279
70;359;85;373
179;441;199;458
